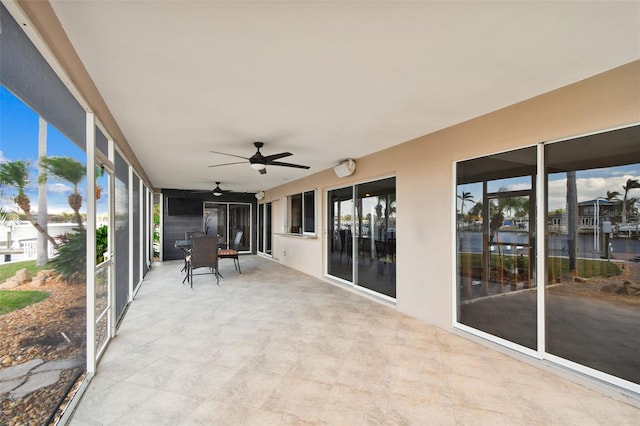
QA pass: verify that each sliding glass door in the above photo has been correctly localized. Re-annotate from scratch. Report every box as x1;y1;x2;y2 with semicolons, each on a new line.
455;125;640;392
203;202;251;251
327;177;396;299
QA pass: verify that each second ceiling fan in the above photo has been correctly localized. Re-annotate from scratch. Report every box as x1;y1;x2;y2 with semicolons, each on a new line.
209;142;310;175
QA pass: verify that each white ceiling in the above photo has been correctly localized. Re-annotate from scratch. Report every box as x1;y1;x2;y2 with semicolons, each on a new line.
49;1;640;194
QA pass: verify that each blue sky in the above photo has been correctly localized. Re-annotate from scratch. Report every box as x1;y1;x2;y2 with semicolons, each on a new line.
1;85;89;215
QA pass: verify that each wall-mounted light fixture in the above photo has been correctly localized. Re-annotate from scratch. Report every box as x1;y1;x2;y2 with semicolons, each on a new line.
333;159;356;178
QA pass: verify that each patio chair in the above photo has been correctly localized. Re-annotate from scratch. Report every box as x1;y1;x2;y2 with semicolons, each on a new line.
186;235;220;288
218;231;243;273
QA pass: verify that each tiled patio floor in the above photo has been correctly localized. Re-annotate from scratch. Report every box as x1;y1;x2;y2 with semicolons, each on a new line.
68;256;639;425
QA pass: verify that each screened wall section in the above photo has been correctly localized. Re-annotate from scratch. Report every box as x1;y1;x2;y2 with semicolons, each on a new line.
455;125;640;393
0;4;156;421
1;4;90;421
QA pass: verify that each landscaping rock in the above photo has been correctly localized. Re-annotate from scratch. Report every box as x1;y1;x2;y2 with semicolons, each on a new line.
36;270;56;284
15;269;31;284
0;279;20;289
574;276;588;283
600;283;619;294
622;280;640;296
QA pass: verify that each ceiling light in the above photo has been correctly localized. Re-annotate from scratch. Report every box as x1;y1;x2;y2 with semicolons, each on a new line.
250;162;266;171
212;182;224;196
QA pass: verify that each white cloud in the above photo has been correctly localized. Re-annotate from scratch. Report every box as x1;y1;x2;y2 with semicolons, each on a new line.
0;150;7;163
48;183;72;194
547;173;640;210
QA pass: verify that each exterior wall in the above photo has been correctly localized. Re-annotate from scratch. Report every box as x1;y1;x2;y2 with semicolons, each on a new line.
262;60;640;329
161;189;258;260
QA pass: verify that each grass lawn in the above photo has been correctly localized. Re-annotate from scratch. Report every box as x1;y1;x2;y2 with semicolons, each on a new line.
0;290;50;315
0;260;48;282
0;260;51;314
458;253;620;278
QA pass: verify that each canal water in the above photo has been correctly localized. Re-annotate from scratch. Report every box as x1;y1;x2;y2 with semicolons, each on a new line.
458;231;640;260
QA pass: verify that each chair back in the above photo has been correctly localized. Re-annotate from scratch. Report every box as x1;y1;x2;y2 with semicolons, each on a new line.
185;231;205;240
190;236;218;270
231;231;243;250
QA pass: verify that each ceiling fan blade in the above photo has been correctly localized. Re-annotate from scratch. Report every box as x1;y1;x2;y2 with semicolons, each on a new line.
269;161;310;169
263;152;292;162
209;150;249;160
259;168;267;175
208;161;247;168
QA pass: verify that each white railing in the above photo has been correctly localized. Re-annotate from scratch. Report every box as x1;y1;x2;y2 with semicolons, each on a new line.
21;240;58;259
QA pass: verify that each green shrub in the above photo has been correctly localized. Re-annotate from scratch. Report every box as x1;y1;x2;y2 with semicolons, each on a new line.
48;228;86;284
96;225;108;263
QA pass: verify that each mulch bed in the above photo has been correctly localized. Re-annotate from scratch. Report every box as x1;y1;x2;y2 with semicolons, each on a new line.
0;274;86;425
547;260;640;306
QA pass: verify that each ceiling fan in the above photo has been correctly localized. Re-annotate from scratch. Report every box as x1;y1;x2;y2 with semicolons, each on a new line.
209;142;310;175
211;182;231;197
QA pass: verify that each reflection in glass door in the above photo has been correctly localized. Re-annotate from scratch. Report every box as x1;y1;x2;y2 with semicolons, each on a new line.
327;187;354;282
95;165;113;359
456;146;537;351
355;178;396;298
204;203;227;244
545;126;640;387
327;177;397;299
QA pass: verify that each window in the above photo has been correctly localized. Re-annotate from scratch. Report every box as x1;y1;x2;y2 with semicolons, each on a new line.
287;190;316;234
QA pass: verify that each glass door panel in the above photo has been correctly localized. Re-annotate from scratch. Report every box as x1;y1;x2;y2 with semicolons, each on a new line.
229;203;250;251
327;187;354;282
258;202;273;256
545;127;640;385
355;177;396;298
258;203;265;253
456;146;537;350
204;203;227;247
265;202;272;256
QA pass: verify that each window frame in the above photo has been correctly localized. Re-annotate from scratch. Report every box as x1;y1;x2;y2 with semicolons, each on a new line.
285;189;316;236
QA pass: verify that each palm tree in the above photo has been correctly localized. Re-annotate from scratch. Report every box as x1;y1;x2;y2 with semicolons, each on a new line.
566;171;578;275
627;196;639;222
457;191;474;227
0;160;59;249
605;190;621;201
469;201;483;219
621;178;640;225
39;156;86;227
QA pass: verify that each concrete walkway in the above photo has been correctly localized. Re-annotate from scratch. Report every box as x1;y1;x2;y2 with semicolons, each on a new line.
0;356;84;400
